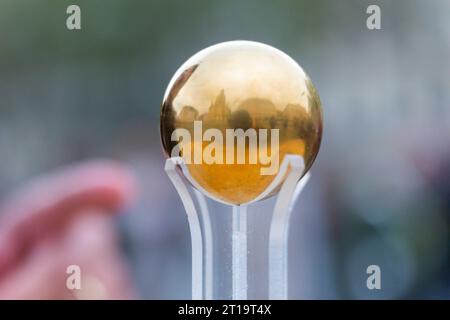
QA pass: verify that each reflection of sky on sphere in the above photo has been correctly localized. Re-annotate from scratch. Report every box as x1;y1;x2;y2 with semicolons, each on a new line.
169;41;310;117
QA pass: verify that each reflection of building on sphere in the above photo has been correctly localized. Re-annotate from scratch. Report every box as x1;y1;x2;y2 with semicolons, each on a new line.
200;89;231;130
160;41;323;204
178;106;199;123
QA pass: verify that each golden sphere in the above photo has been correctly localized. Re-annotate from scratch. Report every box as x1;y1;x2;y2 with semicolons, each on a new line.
160;41;322;205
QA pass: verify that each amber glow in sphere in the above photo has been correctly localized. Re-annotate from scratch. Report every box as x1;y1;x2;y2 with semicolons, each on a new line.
160;41;322;205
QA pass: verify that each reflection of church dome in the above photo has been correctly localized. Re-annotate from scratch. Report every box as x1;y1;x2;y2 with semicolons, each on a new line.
238;98;277;115
178;105;199;122
238;98;278;129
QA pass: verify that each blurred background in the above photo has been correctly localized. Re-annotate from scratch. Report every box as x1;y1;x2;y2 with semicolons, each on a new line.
0;0;449;299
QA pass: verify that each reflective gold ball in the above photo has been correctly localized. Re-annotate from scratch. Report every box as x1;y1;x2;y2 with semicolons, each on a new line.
160;41;322;205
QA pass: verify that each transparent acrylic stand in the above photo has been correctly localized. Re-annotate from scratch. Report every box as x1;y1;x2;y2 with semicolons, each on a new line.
165;155;310;300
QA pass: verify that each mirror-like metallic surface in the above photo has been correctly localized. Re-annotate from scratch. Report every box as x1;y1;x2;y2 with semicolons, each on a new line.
161;41;322;205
